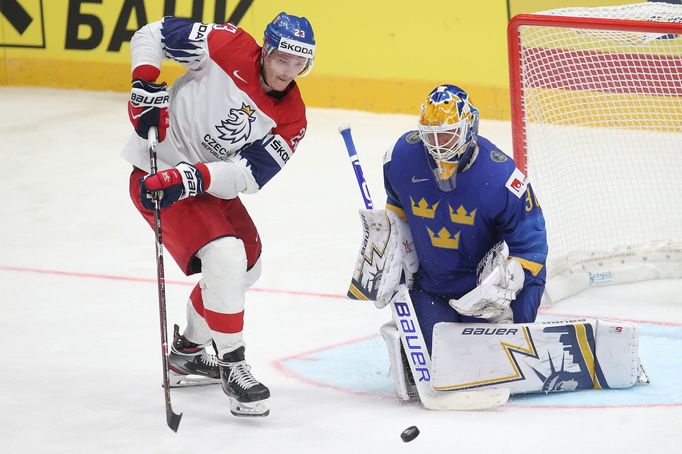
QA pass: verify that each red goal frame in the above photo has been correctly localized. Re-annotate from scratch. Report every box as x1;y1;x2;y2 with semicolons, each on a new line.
507;14;682;173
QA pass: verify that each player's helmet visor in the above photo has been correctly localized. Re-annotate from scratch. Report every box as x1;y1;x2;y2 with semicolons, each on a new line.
264;51;310;78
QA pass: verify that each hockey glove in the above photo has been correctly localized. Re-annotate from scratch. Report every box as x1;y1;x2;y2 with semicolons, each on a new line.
128;78;170;142
140;162;206;210
375;210;419;309
449;258;525;323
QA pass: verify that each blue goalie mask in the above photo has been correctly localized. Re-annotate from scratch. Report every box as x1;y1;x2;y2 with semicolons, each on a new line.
263;12;316;77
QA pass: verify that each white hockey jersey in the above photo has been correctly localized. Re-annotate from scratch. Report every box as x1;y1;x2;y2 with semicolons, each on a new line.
121;17;308;199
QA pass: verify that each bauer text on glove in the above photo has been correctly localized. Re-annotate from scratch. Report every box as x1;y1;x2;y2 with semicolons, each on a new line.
128;78;170;141
140;162;208;209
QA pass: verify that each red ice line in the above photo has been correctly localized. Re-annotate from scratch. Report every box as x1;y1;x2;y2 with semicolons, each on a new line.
1;264;680;326
0;264;343;300
2;264;681;409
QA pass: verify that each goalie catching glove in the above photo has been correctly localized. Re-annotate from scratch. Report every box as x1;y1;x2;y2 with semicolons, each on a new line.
140;162;208;210
449;244;525;323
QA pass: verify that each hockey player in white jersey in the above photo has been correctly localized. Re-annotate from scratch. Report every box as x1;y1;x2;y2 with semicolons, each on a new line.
122;12;316;417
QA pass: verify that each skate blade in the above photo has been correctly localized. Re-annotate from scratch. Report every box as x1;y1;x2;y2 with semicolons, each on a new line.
229;398;270;417
169;370;221;388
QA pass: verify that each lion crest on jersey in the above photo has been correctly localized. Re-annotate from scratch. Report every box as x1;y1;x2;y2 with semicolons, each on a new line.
215;102;256;144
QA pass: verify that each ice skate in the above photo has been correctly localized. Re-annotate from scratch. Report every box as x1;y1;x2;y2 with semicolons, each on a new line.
219;346;270;417
168;325;221;388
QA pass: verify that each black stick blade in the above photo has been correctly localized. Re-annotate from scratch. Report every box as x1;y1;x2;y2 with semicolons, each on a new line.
166;409;182;432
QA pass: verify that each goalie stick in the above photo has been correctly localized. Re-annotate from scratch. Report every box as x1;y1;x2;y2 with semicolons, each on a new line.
148;127;183;432
338;124;509;411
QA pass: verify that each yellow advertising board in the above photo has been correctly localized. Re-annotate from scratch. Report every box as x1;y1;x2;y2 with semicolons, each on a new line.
0;0;513;117
0;0;646;118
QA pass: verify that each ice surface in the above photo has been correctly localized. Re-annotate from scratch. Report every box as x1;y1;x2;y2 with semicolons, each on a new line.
1;88;681;453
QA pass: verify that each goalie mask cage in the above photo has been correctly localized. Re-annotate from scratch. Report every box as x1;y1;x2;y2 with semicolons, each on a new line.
508;2;682;302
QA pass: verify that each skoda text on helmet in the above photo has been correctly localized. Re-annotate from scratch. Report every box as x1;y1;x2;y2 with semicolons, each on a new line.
263;12;316;77
417;84;480;192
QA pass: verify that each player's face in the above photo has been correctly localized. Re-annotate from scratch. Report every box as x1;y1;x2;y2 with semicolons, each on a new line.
263;51;308;91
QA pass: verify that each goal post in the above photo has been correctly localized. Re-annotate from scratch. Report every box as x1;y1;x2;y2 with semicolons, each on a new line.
507;3;682;302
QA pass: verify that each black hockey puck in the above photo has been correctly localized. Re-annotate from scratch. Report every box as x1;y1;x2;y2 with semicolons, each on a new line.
400;426;419;442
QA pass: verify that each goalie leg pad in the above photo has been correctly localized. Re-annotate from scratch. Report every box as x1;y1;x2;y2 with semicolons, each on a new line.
431;319;641;394
594;319;641;388
380;322;417;401
389;286;510;410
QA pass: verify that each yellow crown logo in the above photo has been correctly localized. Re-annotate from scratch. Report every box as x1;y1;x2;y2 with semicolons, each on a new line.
411;197;439;219
241;102;255;116
449;205;476;225
427;226;460;249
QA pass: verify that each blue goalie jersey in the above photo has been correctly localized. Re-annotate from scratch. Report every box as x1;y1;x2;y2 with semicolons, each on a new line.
384;131;548;322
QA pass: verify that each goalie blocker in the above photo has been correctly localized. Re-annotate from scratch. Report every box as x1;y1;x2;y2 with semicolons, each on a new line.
347;209;418;306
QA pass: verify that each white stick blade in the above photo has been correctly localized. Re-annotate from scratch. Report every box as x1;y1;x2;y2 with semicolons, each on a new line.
421;388;510;411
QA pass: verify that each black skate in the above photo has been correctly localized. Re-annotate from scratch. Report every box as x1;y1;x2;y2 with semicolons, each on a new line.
168;325;221;388
219;346;270;417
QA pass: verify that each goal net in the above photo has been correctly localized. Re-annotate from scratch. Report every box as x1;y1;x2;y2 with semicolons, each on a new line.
508;2;682;302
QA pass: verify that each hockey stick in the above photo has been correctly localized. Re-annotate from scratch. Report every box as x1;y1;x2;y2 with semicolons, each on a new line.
148;127;183;432
339;124;373;210
338;124;509;410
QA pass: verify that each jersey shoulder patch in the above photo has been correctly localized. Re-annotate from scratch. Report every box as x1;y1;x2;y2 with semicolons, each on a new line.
404;130;421;145
488;149;509;163
505;167;529;199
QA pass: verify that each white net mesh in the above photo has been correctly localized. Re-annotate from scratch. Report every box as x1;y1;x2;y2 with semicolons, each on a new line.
511;2;682;301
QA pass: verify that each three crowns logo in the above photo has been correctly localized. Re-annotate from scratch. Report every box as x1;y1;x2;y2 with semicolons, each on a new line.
411;197;439;219
427;227;460;249
450;205;476;225
409;196;476;250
